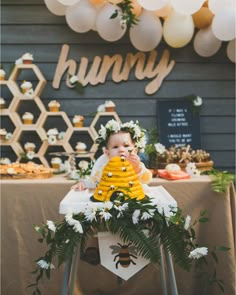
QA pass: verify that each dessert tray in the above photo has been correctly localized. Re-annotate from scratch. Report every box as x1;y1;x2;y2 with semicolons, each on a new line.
0;162;53;179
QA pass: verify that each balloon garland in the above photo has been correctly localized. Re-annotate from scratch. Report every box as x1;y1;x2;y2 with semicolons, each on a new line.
44;0;236;63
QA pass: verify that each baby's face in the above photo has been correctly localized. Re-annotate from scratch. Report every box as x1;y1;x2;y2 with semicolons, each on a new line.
105;132;136;159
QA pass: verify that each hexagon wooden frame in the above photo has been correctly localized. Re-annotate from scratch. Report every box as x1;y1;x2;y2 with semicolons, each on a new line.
0;64;121;167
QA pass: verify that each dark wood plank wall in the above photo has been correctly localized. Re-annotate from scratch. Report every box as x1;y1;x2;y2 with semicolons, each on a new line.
1;0;235;171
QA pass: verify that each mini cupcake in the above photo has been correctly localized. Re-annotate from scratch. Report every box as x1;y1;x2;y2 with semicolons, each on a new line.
75;142;87;153
51;157;62;170
0;97;6;109
48;100;60;112
73;115;84;127
0;157;11;165
20;81;33;94
0;128;7;140
24;142;36;152
0;69;6;81
105;100;116;112
22;112;34;124
22;53;34;64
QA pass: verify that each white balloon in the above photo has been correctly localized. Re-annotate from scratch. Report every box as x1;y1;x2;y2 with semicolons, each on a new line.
208;0;235;14
129;10;162;51
96;4;126;42
58;0;80;5
193;26;222;57
212;8;236;41
137;0;169;11
66;0;97;33
163;10;194;48
171;0;205;15
44;0;67;15
226;39;236;63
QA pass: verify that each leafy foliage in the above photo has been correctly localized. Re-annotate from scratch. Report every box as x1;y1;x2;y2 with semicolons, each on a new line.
110;0;139;29
203;169;236;193
29;194;229;294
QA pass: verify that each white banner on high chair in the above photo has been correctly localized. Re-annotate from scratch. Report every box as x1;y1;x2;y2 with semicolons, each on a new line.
98;232;150;281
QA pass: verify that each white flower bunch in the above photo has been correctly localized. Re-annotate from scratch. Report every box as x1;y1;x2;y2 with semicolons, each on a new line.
185;162;200;177
189;247;208;259
193;96;203;107
154;143;166;154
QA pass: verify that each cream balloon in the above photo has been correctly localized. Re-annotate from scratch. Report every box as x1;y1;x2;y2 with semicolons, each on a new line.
171;0;205;15
96;4;127;42
129;10;162;52
66;0;97;33
44;0;67;15
193;25;221;57
212;7;236;41
137;0;169;11
58;0;80;5
163;10;194;48
226;39;236;63
208;0;235;14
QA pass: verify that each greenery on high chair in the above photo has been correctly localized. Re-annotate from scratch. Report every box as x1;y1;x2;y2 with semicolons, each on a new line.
28;191;229;295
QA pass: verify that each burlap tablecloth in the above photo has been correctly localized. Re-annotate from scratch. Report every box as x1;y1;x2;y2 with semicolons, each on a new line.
1;176;235;295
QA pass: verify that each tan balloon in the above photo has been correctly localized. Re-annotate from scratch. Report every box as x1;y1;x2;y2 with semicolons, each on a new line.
154;3;172;18
108;0;123;4
89;0;105;5
193;7;214;29
130;0;142;17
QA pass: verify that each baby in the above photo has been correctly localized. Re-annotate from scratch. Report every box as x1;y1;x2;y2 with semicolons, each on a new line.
71;119;152;191
71;120;152;265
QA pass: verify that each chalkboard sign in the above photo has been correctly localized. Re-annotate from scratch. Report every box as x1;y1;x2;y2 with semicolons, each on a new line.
157;100;201;149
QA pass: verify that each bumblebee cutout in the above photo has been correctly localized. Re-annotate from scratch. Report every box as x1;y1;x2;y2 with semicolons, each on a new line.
110;242;137;269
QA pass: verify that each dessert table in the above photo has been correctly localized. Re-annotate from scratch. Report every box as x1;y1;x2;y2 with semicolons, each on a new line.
1;175;235;295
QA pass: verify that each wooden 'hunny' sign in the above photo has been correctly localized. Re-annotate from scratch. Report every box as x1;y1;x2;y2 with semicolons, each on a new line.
52;44;175;95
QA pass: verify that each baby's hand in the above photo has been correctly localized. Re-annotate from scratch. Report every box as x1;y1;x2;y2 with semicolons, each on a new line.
70;181;86;191
127;153;142;173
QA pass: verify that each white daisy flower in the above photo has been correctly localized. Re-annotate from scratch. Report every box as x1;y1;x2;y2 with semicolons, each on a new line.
98;124;107;140
37;260;55;270
141;209;155;220
184;215;191;230
48;135;57;145
132;209;141;224
5;133;12;140
26;151;35;160
78;160;89;170
69;75;79;84
47;220;56;232
72;221;83;233
25;89;34;98
154;143;166;154
84;203;98;222
99;201;113;221
58;131;65;140
193;96;202;107
97;104;105;112
15;58;23;65
189;247;208;259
